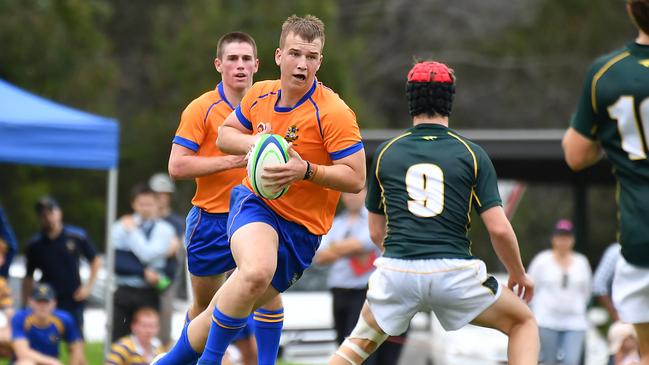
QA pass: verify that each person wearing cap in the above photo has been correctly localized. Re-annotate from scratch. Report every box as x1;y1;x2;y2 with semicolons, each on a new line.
22;196;101;338
11;283;85;365
148;173;185;348
329;61;538;365
527;219;592;365
608;322;640;365
148;173;185;237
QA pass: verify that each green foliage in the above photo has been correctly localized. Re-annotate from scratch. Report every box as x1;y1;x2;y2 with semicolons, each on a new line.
0;0;632;262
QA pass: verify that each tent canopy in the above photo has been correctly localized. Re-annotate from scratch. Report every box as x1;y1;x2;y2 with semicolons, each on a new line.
0;79;119;169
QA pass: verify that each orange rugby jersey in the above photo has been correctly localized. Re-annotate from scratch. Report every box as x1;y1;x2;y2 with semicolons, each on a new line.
173;82;246;213
235;79;363;235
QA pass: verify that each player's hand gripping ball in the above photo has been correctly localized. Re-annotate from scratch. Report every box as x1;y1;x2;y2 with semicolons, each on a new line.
247;134;291;200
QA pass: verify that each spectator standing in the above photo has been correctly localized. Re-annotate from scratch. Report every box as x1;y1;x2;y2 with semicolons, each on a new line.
593;242;622;322
111;184;177;342
528;219;592;365
22;196;101;336
149;173;185;347
106;307;165;365
314;189;406;365
0;238;14;358
0;206;17;277
12;283;85;365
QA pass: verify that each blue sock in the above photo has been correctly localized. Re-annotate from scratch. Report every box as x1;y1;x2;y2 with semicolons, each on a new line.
154;322;200;365
253;308;284;365
197;306;248;365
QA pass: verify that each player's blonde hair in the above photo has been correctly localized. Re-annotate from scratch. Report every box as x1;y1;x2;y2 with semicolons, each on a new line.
279;15;325;49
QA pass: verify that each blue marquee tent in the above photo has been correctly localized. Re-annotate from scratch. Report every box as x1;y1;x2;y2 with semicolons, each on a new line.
0;79;120;348
0;79;119;169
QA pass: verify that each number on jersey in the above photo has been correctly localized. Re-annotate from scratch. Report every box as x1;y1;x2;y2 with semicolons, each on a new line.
608;96;649;160
405;163;444;217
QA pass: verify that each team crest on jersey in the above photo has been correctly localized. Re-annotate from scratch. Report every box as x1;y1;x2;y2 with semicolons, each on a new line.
66;240;76;254
422;136;437;141
285;125;299;144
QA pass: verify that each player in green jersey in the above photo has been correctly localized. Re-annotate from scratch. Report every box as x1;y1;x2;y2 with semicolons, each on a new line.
328;61;538;365
563;1;649;363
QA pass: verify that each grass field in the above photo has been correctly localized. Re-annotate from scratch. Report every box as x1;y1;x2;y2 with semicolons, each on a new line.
59;342;299;364
0;342;298;364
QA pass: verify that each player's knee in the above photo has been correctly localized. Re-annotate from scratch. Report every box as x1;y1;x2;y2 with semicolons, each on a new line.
239;267;274;293
505;305;537;335
335;315;389;364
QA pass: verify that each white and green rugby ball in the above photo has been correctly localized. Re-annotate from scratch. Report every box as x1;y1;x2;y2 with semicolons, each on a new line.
247;134;291;200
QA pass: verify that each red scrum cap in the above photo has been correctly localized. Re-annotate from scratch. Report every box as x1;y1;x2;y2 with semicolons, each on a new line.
407;61;454;84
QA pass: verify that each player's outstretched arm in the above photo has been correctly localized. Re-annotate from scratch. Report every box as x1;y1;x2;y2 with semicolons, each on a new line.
480;206;534;302
168;144;246;180
562;127;603;171
217;111;257;155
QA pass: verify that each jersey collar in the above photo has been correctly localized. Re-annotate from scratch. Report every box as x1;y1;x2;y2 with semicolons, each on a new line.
412;123;449;131
217;82;235;110
274;79;318;113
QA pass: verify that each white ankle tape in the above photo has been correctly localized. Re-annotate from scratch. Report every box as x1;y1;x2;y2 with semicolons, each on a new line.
335;349;358;365
343;338;370;359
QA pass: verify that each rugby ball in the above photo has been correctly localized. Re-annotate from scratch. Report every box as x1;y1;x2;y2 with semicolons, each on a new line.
247;134;290;200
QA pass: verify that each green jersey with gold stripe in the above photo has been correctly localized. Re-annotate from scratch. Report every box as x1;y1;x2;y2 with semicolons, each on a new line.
366;123;502;260
571;42;649;267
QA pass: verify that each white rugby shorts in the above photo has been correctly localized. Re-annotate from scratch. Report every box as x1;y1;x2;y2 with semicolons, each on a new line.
613;256;649;324
366;257;501;335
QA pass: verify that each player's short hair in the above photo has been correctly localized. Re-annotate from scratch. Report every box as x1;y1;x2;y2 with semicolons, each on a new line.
628;0;649;34
216;31;257;59
130;182;155;202
279;15;325;49
131;307;159;327
406;61;456;118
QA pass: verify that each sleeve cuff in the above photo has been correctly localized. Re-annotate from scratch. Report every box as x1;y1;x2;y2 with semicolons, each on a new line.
571;125;597;141
476;200;502;214
235;106;253;130
366;206;385;215
172;136;200;152
329;141;364;160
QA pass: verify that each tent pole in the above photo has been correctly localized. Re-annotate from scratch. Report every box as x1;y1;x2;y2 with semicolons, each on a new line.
104;168;118;355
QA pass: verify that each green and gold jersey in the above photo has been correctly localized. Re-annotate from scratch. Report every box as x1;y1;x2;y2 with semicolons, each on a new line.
366;123;502;260
571;42;649;267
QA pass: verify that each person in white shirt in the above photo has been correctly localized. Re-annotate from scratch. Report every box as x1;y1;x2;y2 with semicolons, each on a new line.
528;219;592;365
111;183;178;342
